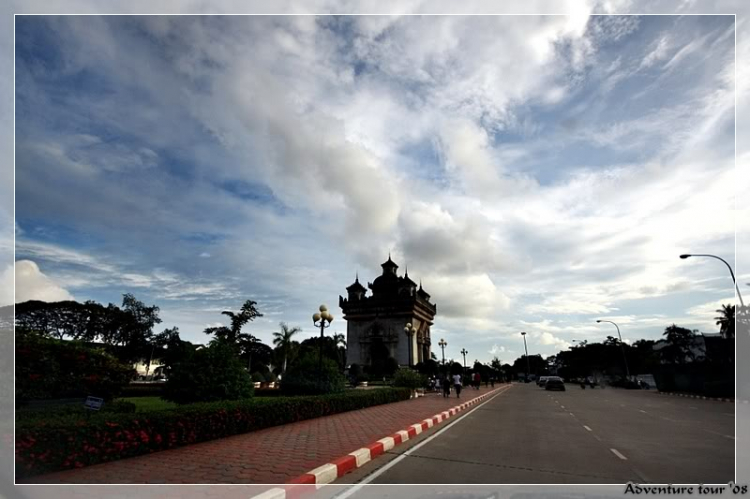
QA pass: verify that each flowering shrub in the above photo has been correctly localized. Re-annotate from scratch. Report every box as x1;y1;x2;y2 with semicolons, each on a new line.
16;388;411;477
16;335;134;403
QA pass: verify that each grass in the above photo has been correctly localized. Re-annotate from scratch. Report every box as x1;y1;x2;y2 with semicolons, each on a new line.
117;396;177;412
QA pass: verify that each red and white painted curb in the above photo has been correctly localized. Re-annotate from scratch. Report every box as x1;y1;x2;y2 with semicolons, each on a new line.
656;391;738;403
251;385;511;499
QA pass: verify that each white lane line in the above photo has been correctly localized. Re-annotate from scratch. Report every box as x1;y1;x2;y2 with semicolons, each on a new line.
336;389;505;493
569;412;575;416
724;435;735;440
594;435;602;441
639;410;647;414
723;413;734;417
560;405;565;409
611;448;628;460
583;425;593;432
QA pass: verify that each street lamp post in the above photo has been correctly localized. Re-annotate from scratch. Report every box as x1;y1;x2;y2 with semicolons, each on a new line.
404;323;417;367
312;305;333;382
596;320;630;380
438;338;447;371
520;332;530;382
680;253;743;307
460;348;468;375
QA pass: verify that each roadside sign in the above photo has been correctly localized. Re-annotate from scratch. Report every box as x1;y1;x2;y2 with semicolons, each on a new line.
84;396;104;411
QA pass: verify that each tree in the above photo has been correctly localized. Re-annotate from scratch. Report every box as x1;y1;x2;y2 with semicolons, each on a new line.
204;300;263;346
153;326;195;375
715;304;735;339
162;341;254;404
272;322;301;373
661;325;702;364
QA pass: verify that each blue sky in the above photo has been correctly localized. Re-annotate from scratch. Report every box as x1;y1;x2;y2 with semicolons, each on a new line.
10;14;739;364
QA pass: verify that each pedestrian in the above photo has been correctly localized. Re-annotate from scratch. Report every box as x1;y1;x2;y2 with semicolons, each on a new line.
442;376;451;398
490;377;495;388
452;372;462;398
473;372;481;390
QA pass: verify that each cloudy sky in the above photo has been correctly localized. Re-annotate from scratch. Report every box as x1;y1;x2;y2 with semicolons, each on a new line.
11;13;739;363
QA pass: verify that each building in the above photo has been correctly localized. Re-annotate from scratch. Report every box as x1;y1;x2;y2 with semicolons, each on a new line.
339;256;437;368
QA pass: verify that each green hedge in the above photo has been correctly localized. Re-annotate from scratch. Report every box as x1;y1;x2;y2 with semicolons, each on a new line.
16;387;411;477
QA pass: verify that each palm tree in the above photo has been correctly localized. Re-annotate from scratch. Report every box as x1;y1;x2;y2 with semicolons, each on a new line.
272;322;301;373
715;304;735;339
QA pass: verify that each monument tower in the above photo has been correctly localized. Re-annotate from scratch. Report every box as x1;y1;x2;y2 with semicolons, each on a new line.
339;256;437;368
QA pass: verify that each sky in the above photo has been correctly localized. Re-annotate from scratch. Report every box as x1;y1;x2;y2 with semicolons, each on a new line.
10;13;741;364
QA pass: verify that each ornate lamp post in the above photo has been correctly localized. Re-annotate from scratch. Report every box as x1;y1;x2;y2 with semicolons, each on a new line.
312;305;333;381
596;320;630;380
438;338;447;367
404;322;417;367
520;332;530;382
460;348;468;375
680;253;743;306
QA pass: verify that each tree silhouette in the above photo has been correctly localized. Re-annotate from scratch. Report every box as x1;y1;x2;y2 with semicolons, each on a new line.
715;304;735;339
272;322;301;373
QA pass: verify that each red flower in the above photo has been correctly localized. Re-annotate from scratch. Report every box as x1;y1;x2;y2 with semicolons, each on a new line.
105;422;119;428
139;431;149;444
154;434;162;444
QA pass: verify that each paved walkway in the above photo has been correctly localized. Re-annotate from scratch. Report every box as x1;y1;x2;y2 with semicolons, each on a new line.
27;385;504;484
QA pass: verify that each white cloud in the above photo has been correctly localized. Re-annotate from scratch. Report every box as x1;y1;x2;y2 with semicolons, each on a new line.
14;260;74;303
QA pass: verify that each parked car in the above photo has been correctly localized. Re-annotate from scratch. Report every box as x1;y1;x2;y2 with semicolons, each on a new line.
545;377;566;391
537;376;549;387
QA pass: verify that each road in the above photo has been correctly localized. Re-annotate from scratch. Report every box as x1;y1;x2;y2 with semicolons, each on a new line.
337;382;735;485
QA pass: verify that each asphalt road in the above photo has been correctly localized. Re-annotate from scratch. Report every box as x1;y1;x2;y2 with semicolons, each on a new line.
337;382;735;485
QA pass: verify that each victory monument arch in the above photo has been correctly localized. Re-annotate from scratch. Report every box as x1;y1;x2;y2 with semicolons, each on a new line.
339;256;437;368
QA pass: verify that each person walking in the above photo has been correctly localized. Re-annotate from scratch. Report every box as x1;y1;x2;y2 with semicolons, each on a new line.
452;372;462;398
442;375;451;398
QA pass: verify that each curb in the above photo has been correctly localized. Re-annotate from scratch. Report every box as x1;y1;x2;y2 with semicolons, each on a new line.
252;385;511;499
656;391;737;403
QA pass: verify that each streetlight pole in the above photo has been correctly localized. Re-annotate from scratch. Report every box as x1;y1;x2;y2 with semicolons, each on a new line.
312;305;333;383
520;332;530;382
596;320;630;380
680;253;743;307
438;338;447;374
460;348;468;375
404;323;416;368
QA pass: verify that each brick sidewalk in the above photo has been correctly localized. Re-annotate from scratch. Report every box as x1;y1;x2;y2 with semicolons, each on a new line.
26;385;506;484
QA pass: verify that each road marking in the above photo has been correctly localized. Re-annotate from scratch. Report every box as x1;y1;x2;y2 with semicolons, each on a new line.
724;435;735;440
560;405;565;409
569;412;575;416
723;413;734;417
335;389;506;493
610;448;628;460
583;425;593;432
639;410;647;414
620;404;625;407
593;435;602;441
689;406;697;410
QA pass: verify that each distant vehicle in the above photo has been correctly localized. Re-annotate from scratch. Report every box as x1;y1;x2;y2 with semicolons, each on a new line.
537;376;549;387
545;377;565;391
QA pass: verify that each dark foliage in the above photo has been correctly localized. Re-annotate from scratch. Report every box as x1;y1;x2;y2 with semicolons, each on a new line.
280;354;345;396
161;341;254;404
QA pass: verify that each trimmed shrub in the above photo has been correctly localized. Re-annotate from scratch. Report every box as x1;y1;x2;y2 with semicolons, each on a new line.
16;387;411;477
251;372;265;383
281;355;345;396
162;342;254;404
393;368;426;390
16;335;134;403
